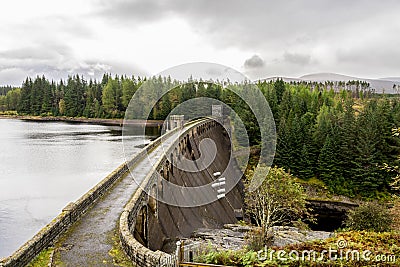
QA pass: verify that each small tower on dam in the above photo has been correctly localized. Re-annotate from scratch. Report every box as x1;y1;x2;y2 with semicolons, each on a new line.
167;115;185;131
212;104;223;122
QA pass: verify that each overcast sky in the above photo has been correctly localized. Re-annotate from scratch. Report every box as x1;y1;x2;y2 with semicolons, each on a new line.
0;0;399;86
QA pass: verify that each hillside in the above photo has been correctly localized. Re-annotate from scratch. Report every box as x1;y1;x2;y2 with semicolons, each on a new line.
261;73;400;94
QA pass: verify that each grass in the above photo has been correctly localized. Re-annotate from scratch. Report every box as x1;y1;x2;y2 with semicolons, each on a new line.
0;110;18;116
196;231;400;266
107;228;135;267
26;247;54;267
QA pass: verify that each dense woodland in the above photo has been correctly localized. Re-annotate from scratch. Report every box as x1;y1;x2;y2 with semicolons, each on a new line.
263;80;400;198
0;75;399;198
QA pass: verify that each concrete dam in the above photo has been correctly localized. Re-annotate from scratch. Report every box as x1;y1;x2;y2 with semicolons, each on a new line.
144;122;244;253
0;118;244;267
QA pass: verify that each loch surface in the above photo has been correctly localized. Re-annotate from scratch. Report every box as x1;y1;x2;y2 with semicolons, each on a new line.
0;119;159;257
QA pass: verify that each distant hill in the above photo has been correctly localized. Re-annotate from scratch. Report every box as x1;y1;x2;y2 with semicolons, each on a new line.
380;77;400;83
260;73;400;94
300;73;358;82
261;76;303;83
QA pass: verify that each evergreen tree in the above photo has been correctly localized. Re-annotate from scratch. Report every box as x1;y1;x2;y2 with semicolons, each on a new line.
122;78;137;109
159;93;172;119
274;78;286;104
317;131;350;194
336;98;357;185
17;78;32;114
41;79;52;114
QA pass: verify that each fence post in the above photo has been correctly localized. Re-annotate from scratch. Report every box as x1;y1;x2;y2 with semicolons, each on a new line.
175;240;182;265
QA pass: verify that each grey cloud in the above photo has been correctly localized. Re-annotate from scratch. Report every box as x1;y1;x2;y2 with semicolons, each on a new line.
337;46;400;68
96;0;400;78
0;61;145;86
0;64;95;86
96;0;398;48
0;68;27;86
10;15;94;44
97;0;170;22
97;60;148;78
283;52;311;66
2;0;400;85
0;44;71;61
0;13;99;85
244;55;265;69
0;45;146;86
0;43;77;74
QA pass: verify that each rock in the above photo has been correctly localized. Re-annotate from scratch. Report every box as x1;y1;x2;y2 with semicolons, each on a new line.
271;226;332;247
182;225;332;253
223;224;252;233
188;228;247;251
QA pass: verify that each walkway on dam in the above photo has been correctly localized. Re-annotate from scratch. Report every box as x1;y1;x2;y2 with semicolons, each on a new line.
53;127;187;266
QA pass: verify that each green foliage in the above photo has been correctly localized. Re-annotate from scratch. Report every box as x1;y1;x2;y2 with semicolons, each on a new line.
382;127;400;192
58;99;66;115
245;166;309;240
14;74;144;119
345;202;393;232
197;249;259;267
0;95;5;111
0;85;14;96
258;79;400;198
390;196;400;231
121;77;137;108
102;78;119;116
246;228;263;251
64;75;85;117
197;231;400;266
276;231;400;266
205;250;241;265
3;88;21;111
274;78;286;104
108;229;135;267
0;110;18;115
26;247;53;267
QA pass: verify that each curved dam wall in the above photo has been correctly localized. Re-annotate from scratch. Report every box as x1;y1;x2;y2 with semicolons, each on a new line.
120;119;244;266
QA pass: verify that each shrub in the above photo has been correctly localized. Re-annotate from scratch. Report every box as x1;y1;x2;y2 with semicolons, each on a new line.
390;196;400;231
203;250;241;266
345;202;393;232
245;227;268;251
245;166;308;244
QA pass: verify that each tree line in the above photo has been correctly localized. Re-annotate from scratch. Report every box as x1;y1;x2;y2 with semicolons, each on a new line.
3;74;144;118
0;74;224;119
0;75;399;198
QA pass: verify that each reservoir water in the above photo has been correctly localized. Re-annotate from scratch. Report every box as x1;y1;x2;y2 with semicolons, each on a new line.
0;119;159;258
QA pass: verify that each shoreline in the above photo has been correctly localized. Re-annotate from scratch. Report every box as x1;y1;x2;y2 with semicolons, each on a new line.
0;115;164;127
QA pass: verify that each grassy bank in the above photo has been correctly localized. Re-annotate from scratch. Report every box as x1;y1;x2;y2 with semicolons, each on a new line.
196;231;400;266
